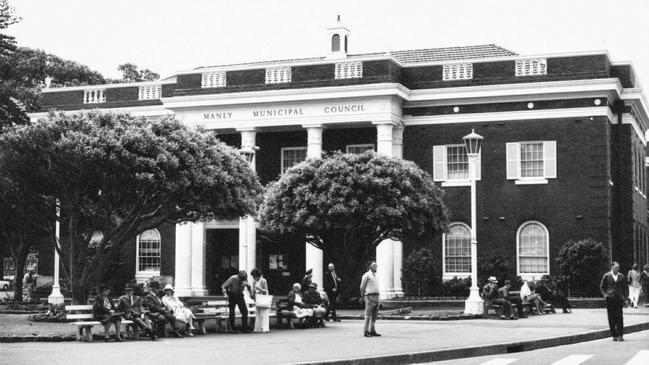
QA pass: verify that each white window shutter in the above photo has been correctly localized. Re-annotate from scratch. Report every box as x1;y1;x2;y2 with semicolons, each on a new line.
475;154;482;181
506;142;520;180
544;141;557;179
433;145;447;182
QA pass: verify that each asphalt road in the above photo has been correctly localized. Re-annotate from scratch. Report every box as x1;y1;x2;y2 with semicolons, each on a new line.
426;330;649;365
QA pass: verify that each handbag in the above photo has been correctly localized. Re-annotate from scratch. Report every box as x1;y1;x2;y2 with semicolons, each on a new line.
255;294;273;309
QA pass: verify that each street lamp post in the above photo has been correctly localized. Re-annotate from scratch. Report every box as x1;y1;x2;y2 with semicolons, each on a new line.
48;200;64;305
463;129;484;315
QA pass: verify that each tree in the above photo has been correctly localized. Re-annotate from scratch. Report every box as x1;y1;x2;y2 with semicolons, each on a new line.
260;151;449;298
0;111;263;303
115;63;159;82
478;252;516;287
0;177;51;301
556;238;609;297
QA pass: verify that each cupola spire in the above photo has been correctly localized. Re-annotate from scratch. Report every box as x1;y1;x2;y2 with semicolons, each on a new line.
326;15;350;59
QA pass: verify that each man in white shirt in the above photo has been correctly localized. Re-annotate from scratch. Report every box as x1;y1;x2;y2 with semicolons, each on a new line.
360;261;380;337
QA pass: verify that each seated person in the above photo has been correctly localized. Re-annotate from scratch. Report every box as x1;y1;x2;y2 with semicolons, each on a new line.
117;284;155;340
287;283;313;327
520;280;552;314
142;281;183;338
499;280;525;318
537;275;572;313
93;284;123;342
162;284;196;336
482;276;517;320
302;283;327;327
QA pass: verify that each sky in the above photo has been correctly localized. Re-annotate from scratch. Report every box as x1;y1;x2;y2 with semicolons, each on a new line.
5;0;649;89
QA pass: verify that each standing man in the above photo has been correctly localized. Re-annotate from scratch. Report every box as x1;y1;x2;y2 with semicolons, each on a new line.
599;261;629;341
324;263;342;322
221;270;251;333
360;261;380;337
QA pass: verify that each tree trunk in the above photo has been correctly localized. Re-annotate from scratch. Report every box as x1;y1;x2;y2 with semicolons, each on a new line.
324;244;373;302
12;257;25;302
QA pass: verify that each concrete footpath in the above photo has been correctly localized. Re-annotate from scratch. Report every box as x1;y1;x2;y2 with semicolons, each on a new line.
1;308;648;365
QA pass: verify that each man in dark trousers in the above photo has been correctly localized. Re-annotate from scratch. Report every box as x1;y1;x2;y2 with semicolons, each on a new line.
324;263;342;322
117;284;155;340
221;270;251;333
599;261;629;341
142;281;183;338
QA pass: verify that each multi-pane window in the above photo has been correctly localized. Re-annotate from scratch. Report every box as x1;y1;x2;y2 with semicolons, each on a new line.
83;89;105;103
444;223;471;275
515;58;547;76
443;63;473;81
335;61;363;79
506;141;556;183
432;144;479;184
138;85;162;100
281;147;307;173
446;145;469;180
265;67;292;84
201;71;226;88
346;144;374;154
137;229;161;273
518;222;549;277
520;142;544;178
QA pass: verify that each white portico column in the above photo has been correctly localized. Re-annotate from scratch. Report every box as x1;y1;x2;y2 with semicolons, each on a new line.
304;124;324;288
174;222;193;297
374;122;395;299
238;128;257;275
392;123;405;297
190;222;207;295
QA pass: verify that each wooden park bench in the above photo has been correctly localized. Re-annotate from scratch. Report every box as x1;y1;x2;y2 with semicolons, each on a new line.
193;297;257;334
65;304;135;342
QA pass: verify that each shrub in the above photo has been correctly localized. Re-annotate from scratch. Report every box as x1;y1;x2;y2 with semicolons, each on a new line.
556;238;609;297
402;248;439;296
440;276;471;297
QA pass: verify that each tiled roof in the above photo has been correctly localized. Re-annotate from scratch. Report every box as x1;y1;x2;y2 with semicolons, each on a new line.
193;44;517;71
389;44;517;64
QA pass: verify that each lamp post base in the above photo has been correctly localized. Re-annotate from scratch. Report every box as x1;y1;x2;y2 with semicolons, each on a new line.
464;287;484;315
48;285;64;305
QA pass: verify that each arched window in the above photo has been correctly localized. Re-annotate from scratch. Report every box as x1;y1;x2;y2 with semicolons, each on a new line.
331;34;340;52
443;223;471;278
136;229;161;275
517;221;549;279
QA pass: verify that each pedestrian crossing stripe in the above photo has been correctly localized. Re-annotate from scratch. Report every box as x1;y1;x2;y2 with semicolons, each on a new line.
479;359;517;365
625;350;649;365
550;354;593;365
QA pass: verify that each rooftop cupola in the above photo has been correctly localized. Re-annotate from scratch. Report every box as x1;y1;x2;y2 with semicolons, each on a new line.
326;15;350;60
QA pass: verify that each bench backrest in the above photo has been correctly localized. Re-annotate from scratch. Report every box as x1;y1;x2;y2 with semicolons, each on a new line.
200;299;256;316
65;304;95;321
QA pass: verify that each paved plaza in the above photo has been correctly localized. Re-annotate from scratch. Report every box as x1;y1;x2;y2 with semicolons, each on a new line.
1;307;648;365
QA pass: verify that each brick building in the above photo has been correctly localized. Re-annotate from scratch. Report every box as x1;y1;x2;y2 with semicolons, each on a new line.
27;19;649;298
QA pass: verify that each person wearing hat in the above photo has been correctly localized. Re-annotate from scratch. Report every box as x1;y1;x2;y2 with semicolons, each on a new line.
117;284;155;340
537;275;571;313
221;270;251;333
162;284;196;337
143;281;183;338
482;276;517;320
303;283;327;327
93;284;123;341
301;269;313;294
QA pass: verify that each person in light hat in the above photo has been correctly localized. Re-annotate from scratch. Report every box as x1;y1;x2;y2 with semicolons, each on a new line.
143;281;183;338
162;284;196;336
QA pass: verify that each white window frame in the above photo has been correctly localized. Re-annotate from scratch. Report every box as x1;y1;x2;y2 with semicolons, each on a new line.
515;58;547;76
442;63;473;81
335;61;363;79
442;222;472;280
506;141;556;185
516;221;550;280
432;144;481;187
346;144;374;154
280;147;307;173
265;66;292;84
135;229;161;282
201;71;226;88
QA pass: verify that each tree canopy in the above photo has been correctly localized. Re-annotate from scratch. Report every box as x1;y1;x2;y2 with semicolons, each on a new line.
113;63;160;83
0;111;263;303
260;151;449;297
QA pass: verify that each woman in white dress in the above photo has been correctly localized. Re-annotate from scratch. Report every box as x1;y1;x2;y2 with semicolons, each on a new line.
628;263;641;308
250;268;270;333
162;284;196;336
288;283;313;327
